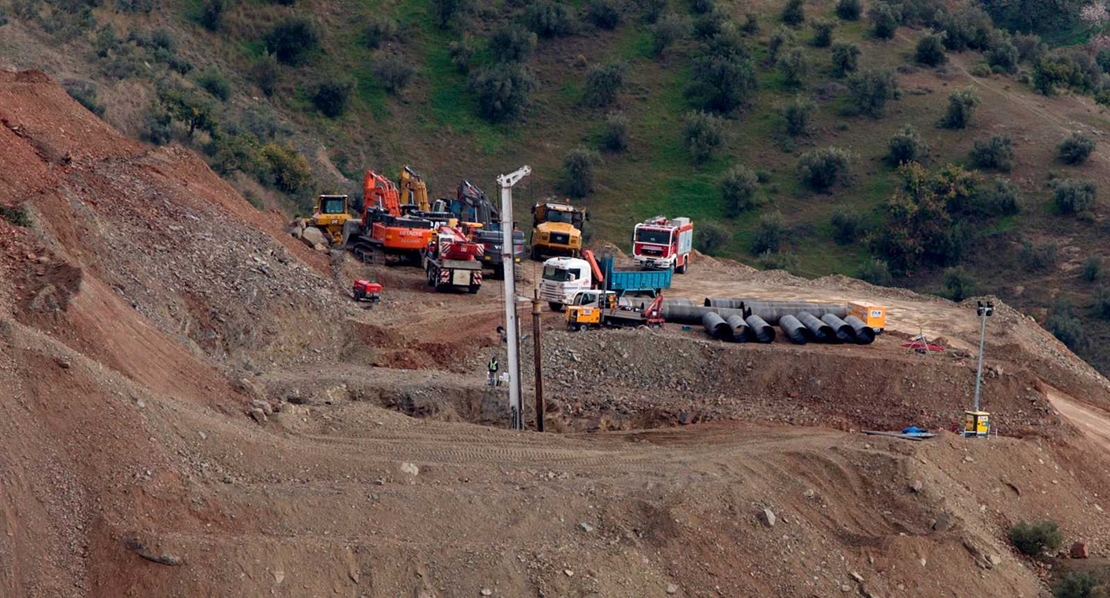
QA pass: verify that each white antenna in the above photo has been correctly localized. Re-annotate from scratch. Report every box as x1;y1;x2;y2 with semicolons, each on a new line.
497;165;531;430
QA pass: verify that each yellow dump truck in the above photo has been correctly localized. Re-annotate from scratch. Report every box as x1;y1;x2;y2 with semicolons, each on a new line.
531;202;586;260
848;302;886;332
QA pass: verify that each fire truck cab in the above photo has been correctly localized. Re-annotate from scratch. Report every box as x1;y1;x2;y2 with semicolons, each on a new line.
632;216;694;273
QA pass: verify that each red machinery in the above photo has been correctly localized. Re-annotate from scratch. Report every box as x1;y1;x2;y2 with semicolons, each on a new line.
352;280;382;302
632;216;694;273
422;226;484;293
344;170;435;264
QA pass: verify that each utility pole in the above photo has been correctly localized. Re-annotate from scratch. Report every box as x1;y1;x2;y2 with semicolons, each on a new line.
966;300;994;437
532;290;545;432
497;165;531;431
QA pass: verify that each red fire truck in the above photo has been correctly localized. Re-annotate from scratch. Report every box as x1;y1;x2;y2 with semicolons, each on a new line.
632;217;694;273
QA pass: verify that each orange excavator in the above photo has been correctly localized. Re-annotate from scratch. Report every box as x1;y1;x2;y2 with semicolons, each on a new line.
343;170;435;264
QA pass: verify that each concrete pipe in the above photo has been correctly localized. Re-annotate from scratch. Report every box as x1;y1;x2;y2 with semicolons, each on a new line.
661;301;746;325
703;299;848;324
779;315;812;345
702;312;732;341
725;315;751;343
797;311;835;343
704;298;746;309
844;315;877;345
820;313;856;343
745;315;776;344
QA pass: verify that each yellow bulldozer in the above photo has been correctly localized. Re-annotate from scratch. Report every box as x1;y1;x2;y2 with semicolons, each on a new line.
307;194;354;244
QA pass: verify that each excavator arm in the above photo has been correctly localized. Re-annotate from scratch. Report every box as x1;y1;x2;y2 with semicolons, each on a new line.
400;166;431;213
363;170;400;218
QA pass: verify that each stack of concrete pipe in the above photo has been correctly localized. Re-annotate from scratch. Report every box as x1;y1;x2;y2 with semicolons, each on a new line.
661;298;875;345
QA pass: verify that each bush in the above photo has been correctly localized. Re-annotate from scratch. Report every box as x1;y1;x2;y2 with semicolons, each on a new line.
721;166;759;217
375;54;416;94
560;146;600;197
1053;572;1103;598
199;0;223;31
525;0;575;38
601;113;629;152
683;110;725;164
915;32;947;67
431;0;470;28
887;125;928;166
141;106;174;145
261;142;314;194
449;36;477;73
685;53;758;113
831;208;867;244
159;87;216;138
1008;521;1063;557
936;6;993;51
767;26;796;65
988;36;1019;74
207;132;266;177
1047;302;1085;350
468;63;536;122
1054;178;1097;215
490;24;537;64
312;79;354;118
1084;256;1102;282
969;134;1014;172
868;1;900;40
1098;49;1110;74
652;13;688;56
584;61;627;108
63;80;105;117
640;0;666;23
937;89;979;130
836;0;861;21
847;69;897;118
831;42;860;78
873;163;963;273
150;27;176;52
1057;132;1095;165
741;12;760;35
811;18;834;47
690;0;715;15
778;48;809;88
696;222;729;255
1033;51;1101;96
757;251;800;271
586;0;621;29
969;177;1021;218
781;0;804;26
750;212;784;254
1095;287;1110;320
943;267;975;301
798;147;853;192
362;16;398;49
265;17;320;66
1014;33;1045;64
857;258;892;285
251;53;280;96
195;68;231;101
0;205;30;227
1020;240;1058;272
117;0;156;13
783;97;815;137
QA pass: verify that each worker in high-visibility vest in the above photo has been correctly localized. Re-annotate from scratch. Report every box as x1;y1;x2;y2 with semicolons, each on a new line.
487;355;500;386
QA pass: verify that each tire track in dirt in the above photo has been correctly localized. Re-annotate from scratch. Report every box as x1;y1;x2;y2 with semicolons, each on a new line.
1045;386;1110;453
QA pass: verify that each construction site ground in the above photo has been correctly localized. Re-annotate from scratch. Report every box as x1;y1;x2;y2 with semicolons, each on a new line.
7;69;1110;597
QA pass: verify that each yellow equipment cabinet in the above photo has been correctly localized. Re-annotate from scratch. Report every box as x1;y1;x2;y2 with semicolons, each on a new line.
964;411;990;437
849;302;887;332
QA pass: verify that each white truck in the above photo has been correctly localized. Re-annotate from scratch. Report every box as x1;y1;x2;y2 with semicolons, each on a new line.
539;251;673;311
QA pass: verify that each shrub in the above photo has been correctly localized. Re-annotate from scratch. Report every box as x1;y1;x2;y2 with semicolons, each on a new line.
194;68;231;101
141;106;174;145
936;6;993;51
721;166;759;217
831;42;860;78
970;177;1022;218
586;0;621;29
199;0;223;31
584;61;627;108
1007;521;1062;557
150;27;176;52
757;251;800;271
265;17;320;66
375;54;416;94
525;0;575;38
117;0;156;13
1098;49;1110;75
847;69;897;118
560;146;600;197
783;97;815;137
1083;256;1102;282
868;1;900;40
1014;33;1044;64
943;267;975;301
652;13;688;56
857;258;892;285
261;142;314;194
741;12;760;35
63;80;105;117
312;79;354;118
692;7;729;40
685;54;758;113
750;212;785;254
797;147;853;192
886;125;928;166
988;36;1019;74
695;222;729;255
831;208;867;244
640;0;666;23
1095;287;1110;320
767;26;796;65
1054;178;1097;215
0;205;30;227
781;0;804;26
468;63;536;122
937;89;979;130
836;0;861;21
207;132;266;177
1047;302;1084;350
601;113;629;151
449;36;477;73
811;18;834;47
873;163;962;273
251;53;280;96
431;0;470;28
691;0;715;15
969;134;1014;172
683;110;725;164
362;16;398;49
915;32;947;67
159;87;216;138
490;24;537;63
778;48;809;88
1020;240;1057;272
1033;51;1102;96
1057;132;1095;165
1053;572;1103;598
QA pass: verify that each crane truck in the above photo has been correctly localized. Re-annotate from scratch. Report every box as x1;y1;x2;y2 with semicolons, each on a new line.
538;250;672;311
437;180;527;278
531;202;586;260
632;216;694;273
422;225;483;293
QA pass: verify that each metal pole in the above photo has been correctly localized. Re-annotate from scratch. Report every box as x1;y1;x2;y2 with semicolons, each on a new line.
532;291;545;432
972;310;988;412
497;166;530;431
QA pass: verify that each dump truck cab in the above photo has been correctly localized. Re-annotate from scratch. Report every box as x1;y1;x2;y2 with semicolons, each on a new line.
531;202;585;260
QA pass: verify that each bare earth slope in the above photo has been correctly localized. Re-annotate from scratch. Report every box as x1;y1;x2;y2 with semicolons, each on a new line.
6;70;1110;597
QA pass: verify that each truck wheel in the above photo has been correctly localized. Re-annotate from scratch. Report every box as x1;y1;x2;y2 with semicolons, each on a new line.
575;324;588;332
549;302;564;312
468;285;480;294
676;259;688;274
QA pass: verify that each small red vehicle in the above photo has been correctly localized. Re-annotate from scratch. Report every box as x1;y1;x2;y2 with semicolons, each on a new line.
352;280;382;302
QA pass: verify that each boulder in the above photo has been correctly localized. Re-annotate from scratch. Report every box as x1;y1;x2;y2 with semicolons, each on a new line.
1071;541;1090;559
301;226;327;248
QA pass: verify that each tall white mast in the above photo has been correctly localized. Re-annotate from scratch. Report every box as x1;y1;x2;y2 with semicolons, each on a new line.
496;166;531;430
